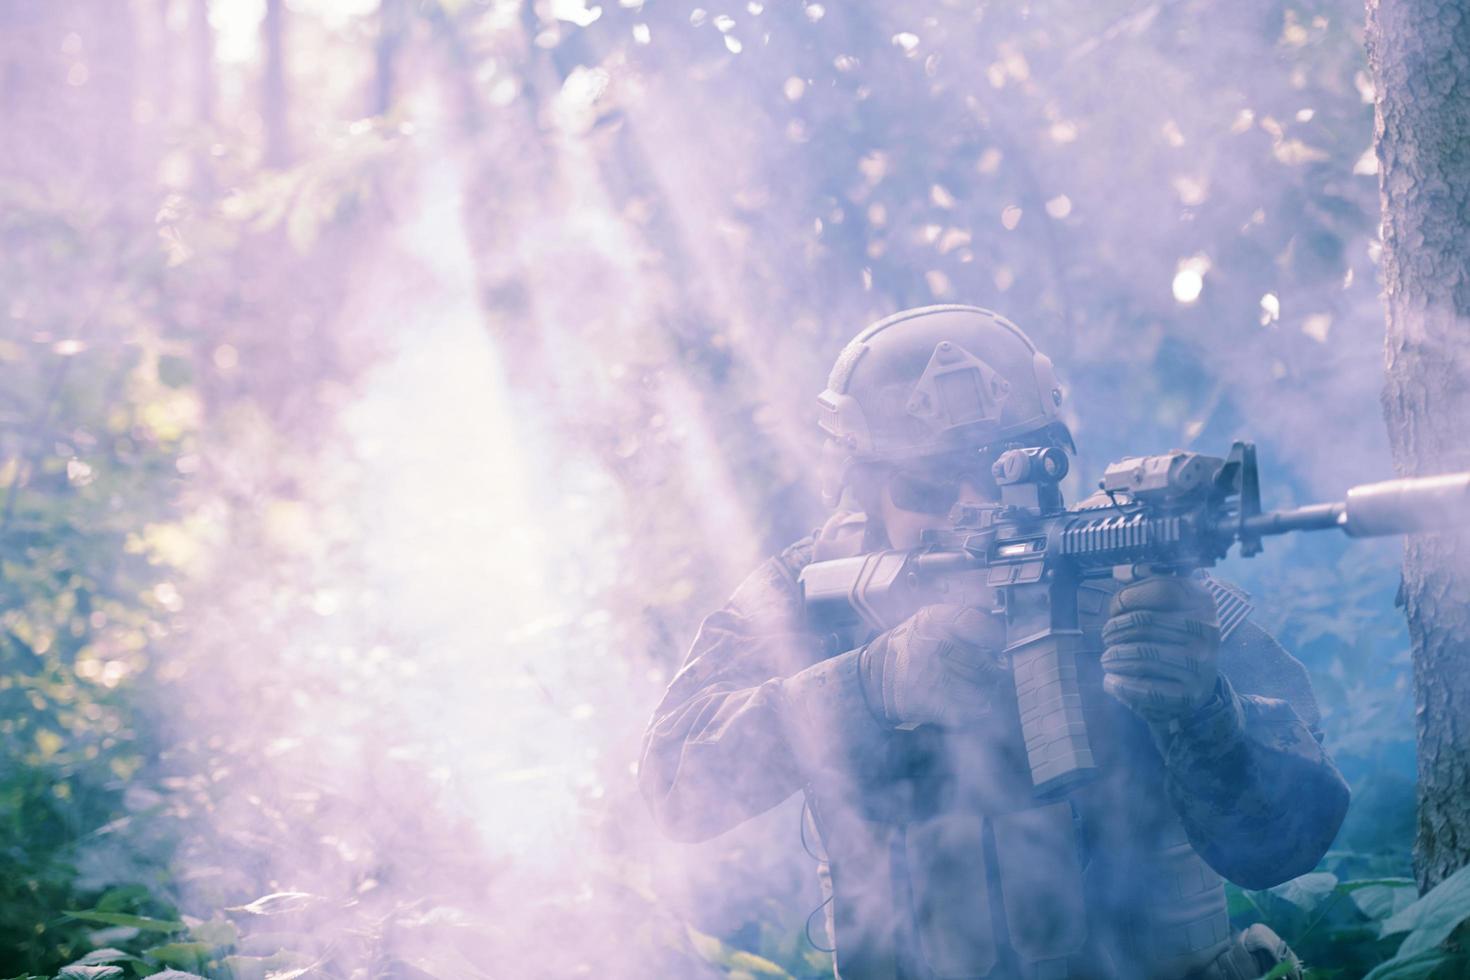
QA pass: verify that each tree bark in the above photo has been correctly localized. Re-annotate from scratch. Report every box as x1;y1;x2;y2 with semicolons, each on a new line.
1365;0;1470;893
261;0;288;166
149;0;174;127
424;3;480;134
192;0;213;128
372;0;408;116
95;0;139;190
188;0;216;194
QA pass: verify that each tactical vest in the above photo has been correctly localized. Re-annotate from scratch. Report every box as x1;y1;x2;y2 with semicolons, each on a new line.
790;518;1256;980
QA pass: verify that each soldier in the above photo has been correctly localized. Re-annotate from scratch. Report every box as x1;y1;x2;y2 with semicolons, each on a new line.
640;305;1350;979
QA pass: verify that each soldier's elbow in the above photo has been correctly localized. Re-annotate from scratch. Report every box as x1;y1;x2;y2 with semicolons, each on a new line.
1229;841;1329;890
1223;773;1351;890
641;784;728;843
1302;767;1353;871
637;753;723;844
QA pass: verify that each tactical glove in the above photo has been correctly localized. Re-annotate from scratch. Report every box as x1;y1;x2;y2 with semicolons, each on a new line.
858;604;1009;729
1101;575;1221;724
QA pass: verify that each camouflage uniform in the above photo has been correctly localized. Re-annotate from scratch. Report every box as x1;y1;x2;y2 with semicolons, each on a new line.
639;510;1350;979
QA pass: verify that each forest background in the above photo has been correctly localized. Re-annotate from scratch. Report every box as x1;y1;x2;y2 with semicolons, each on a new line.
0;0;1463;977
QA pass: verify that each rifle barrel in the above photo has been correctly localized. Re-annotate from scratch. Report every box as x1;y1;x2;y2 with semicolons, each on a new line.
1241;502;1344;537
1242;471;1470;541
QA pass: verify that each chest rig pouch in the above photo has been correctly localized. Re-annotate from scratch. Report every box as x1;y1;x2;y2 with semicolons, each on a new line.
799;514;1283;979
905;801;1088;979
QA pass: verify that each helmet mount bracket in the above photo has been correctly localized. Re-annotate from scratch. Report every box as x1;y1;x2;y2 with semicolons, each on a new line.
905;341;1011;435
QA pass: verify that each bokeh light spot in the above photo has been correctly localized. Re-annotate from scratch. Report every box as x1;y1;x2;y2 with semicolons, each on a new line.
1172;255;1211;303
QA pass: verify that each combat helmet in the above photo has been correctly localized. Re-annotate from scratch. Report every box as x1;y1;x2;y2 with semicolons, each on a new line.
819;304;1072;505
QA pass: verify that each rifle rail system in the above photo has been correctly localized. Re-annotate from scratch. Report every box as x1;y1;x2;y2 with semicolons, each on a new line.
800;441;1470;799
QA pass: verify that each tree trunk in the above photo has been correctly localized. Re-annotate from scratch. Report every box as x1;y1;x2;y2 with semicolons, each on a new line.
189;0;216;194
192;0;213;127
95;0;139;190
261;0;288;166
372;0;407;116
1365;0;1470;893
150;0;174;127
424;3;480;134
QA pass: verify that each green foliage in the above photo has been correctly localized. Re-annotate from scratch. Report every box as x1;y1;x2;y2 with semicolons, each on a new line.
687;925;795;978
60;914;185;935
6;879;755;980
1225;859;1470;979
0;195;191;973
5;891;330;979
20;859;1462;980
1368;863;1470;975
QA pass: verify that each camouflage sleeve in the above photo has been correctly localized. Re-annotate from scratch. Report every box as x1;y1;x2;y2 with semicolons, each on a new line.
638;541;891;842
1159;623;1350;889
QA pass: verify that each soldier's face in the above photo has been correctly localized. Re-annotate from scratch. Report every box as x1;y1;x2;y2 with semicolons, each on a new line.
879;461;1000;549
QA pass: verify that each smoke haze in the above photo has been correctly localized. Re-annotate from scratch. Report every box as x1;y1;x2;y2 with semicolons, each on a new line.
0;0;1421;976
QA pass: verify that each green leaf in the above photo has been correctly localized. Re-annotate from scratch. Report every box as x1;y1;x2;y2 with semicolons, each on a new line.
95;884;155;912
185;917;239;947
143;942;213;969
83;926;141;947
1380;862;1470;956
1361;947;1453;980
1316;923;1384;946
225;892;323;917
149;972;209;980
67;950;134;966
1351;881;1419;922
728;950;795;976
1339;877;1419;893
57;968;124;980
1271;872;1339;914
1225;882;1260;920
218;951;313;980
64;911;187;933
686;925;792;978
1242;872;1338;940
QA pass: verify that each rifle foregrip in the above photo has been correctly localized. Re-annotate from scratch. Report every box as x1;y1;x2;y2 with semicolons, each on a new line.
1010;632;1096;798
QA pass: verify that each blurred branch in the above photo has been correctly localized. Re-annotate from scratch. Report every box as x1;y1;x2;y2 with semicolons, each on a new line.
1066;2;1165;65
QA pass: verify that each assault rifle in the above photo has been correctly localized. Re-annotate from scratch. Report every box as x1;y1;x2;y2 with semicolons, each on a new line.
799;441;1470;799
